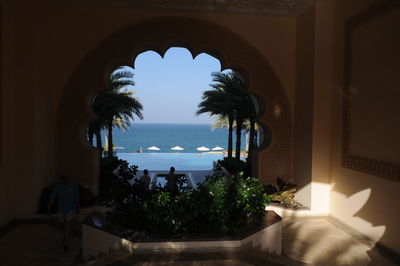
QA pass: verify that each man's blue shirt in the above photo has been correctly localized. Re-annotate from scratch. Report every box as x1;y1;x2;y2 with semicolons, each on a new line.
51;182;79;214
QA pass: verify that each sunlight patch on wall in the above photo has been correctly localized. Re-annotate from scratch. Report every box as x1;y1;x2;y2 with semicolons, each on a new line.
311;182;330;215
294;182;330;214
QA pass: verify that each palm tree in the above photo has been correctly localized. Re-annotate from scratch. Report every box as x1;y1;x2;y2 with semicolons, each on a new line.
88;67;143;156
211;115;260;152
233;103;245;159
211;115;244;158
245;94;258;163
211;114;230;131
205;72;259;160
218;71;247;159
101;89;143;157
88;119;103;148
197;72;243;158
197;92;234;158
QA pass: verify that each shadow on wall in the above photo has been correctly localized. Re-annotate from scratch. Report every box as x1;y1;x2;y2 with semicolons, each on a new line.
330;185;385;243
329;170;400;258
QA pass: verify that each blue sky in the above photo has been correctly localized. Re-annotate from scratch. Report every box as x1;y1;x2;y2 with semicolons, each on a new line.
125;47;223;124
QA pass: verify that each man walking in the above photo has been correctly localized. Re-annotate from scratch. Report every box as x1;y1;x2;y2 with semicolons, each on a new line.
47;175;80;252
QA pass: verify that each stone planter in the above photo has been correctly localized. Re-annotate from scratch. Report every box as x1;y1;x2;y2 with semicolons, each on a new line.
82;211;282;261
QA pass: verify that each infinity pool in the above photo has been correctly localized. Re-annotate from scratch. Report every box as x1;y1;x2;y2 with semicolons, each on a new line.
117;152;225;171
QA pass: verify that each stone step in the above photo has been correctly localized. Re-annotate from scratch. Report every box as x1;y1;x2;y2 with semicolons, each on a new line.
78;249;130;266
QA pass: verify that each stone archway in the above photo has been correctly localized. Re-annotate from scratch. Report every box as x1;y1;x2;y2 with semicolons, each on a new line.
56;16;292;191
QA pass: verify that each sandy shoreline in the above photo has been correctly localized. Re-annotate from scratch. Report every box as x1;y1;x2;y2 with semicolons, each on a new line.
198;151;248;157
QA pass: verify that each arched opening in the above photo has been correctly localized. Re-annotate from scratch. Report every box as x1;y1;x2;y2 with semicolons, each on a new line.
56;16;292;192
88;48;267;186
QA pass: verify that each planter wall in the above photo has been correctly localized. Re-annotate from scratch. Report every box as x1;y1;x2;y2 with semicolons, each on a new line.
82;210;282;261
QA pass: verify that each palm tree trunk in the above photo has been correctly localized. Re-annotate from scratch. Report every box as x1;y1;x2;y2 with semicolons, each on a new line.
95;126;102;149
248;119;256;165
107;120;113;157
228;116;234;159
88;124;94;146
235;118;244;159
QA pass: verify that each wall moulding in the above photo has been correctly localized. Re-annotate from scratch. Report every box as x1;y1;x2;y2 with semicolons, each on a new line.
342;0;400;182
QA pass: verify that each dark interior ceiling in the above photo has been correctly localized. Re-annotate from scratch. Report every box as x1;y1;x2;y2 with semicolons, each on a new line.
64;0;318;15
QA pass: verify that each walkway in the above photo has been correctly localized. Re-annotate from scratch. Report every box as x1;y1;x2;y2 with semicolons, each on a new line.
282;217;396;265
0;216;397;265
0;222;81;266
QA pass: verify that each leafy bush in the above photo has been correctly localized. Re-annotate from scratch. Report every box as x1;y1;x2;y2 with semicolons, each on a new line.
99;156;138;207
103;163;271;236
217;157;249;176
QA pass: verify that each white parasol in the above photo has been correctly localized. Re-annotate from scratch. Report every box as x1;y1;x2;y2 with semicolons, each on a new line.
197;146;210;151
147;146;160;151
171;146;184;151
211;146;224;151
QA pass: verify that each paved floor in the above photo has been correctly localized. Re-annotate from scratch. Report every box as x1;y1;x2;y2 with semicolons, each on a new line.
104;248;304;266
0;223;81;266
0;216;397;266
282;217;396;266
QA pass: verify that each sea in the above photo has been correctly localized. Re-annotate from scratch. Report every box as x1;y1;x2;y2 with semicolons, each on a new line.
104;123;247;171
111;123;246;154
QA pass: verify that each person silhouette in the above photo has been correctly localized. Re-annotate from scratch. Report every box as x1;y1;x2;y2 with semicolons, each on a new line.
166;166;177;194
47;175;79;252
139;169;151;190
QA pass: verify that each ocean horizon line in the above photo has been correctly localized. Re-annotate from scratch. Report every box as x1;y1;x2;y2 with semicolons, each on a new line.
133;122;212;126
117;151;226;154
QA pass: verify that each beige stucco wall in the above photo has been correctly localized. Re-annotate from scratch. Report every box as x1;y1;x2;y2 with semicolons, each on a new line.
330;0;400;253
0;0;298;224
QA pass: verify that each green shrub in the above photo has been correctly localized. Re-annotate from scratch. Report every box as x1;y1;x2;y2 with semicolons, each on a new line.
218;157;249;176
99;157;138;207
104;162;271;236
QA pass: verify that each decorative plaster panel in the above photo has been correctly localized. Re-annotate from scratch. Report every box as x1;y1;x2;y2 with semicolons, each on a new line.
342;0;400;182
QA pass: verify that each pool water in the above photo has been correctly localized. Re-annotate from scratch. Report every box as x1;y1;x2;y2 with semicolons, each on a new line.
117;152;225;171
154;176;167;187
153;175;190;188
